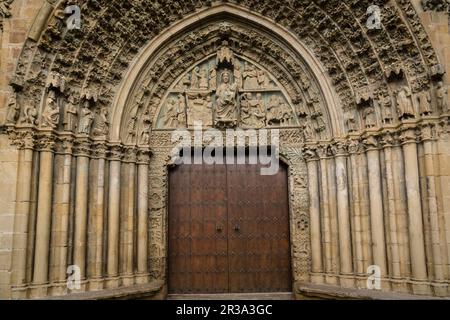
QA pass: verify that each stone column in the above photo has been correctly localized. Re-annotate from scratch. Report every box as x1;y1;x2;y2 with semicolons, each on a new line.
10;131;34;298
88;142;107;290
121;147;137;286
364;136;387;282
106;145;122;288
73;136;91;289
317;146;334;284
380;134;401;283
304;147;323;284
401;129;430;294
348;140;365;286
421;125;446;296
49;136;74;296
31;134;56;298
136;149;151;284
333;143;353;287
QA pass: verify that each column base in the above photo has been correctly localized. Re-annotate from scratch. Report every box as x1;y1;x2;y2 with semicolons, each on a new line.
310;273;324;285
88;278;105;291
121;274;135;286
411;279;432;295
49;281;68;296
135;273;150;284
339;274;355;288
11;285;28;299
325;274;339;285
105;276;120;289
389;277;410;294
29;283;49;298
431;281;449;297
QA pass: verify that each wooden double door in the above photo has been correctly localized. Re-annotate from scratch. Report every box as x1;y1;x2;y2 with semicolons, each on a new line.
168;160;292;294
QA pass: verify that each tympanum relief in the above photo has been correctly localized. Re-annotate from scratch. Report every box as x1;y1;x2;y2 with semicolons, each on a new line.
155;44;299;130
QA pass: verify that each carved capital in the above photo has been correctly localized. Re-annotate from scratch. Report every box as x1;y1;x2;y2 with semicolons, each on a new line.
74;138;91;157
330;141;348;157
362;135;379;150
8;129;35;150
137;149;152;164
56;136;75;155
400;129;418;145
347;139;364;154
91;142;108;159
301;145;318;162
36;134;56;152
123;147;138;163
108;144;123;161
420;124;437;142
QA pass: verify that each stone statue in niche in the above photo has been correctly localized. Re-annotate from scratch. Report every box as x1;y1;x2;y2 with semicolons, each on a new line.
217;40;234;65
209;68;217;91
78;101;95;134
20;104;38;125
63;95;78;132
41;90;60;129
345;111;357;133
5;92;19;124
243;62;259;90
396;86;415;119
379;95;394;124
215;70;238;127
363;106;377;128
417;90;432;116
436;82;448;113
187;92;213;127
241;93;266;128
92;107;109;137
199;68;209;90
139;110;152;145
191;67;200;89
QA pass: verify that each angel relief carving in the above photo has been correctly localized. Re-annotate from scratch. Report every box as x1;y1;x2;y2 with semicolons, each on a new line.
155;43;302;130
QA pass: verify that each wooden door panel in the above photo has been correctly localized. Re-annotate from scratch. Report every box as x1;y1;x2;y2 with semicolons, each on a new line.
169;157;292;294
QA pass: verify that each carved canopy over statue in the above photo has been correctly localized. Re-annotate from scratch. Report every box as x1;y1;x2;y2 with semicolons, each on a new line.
155;42;300;130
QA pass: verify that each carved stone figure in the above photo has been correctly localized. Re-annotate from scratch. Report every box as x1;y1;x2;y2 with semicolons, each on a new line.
379;95;393;124
199;68;209;90
209;68;217;91
243;63;259;89
139;110;152;145
63;95;78;132
267;95;282;126
180;73;191;89
20;105;38;125
241;93;265;128
397;86;415;119
234;64;243;90
78;102;95;134
187;92;213;127
363;106;377;128
345;111;357;133
126;116;137;144
417;90;432;116
41;90;60;129
436;82;448;113
163;97;180;128
177;94;186;126
216;40;234;65
215;71;238;127
92;107;109;136
5;92;19;124
257;69;268;88
191;67;200;89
